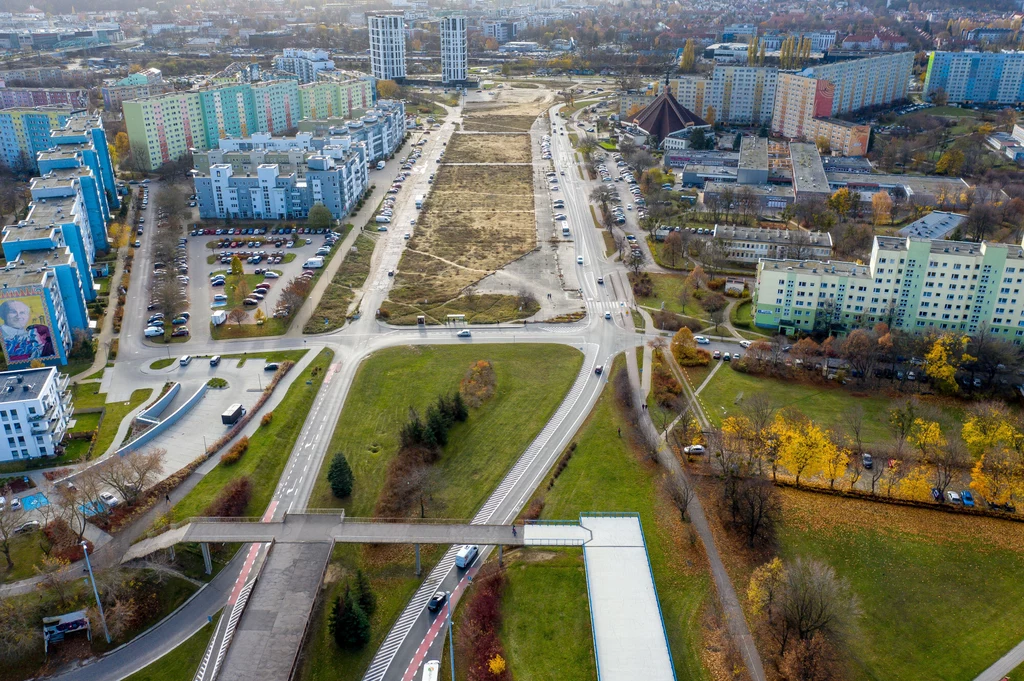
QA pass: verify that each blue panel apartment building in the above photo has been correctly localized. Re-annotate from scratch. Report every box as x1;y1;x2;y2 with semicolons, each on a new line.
925;51;1024;105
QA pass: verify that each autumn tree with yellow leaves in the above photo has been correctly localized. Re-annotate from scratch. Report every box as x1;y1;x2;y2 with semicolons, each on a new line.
924;333;975;395
772;411;841;487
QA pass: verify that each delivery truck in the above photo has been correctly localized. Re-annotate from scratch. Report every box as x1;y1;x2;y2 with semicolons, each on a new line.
211;310;227;326
222;403;245;425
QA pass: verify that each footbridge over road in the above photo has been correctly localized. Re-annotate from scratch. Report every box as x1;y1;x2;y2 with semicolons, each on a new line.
122;513;592;563
126;513;675;681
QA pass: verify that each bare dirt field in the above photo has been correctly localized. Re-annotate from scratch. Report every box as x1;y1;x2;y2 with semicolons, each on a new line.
389;164;536;307
461;115;539;133
444;133;532;164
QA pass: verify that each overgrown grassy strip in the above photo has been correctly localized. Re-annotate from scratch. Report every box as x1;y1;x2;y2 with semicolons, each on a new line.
304;233;378;333
168;348;334;521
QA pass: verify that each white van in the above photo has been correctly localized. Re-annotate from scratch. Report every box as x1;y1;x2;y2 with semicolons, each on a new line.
375;215;391;224
303;257;324;269
179;355;192;367
455;544;479;568
376;160;386;170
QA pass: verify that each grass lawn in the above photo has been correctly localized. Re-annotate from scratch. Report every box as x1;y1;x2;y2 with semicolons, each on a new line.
635;273;708;319
699;368;962;444
0;530;48;583
519;356;712;681
777;488;1024;681
648;239;688;271
94;389;153;456
500;550;597;681
85;368;105;380
70;411;101;432
730;299;753;328
308;344;583;515
169;348;333;522
124;612;221;681
221;349;309;366
149;358;175;370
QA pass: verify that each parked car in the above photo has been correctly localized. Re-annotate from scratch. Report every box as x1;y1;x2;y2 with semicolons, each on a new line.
931;487;942;502
947;490;962;504
14;520;40;534
961;490;975;507
144;326;163;337
99;492;120;508
265;362;280;371
713;350;721;359
683;445;706;455
862;453;873;470
210;355;221;367
171;327;189;337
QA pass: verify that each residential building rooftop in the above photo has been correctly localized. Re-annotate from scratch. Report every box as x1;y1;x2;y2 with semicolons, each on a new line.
896;211;967;239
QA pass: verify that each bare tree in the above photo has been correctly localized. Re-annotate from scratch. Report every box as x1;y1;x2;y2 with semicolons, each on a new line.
841;405;866;454
227;307;249;327
667;475;695;522
34;555;75;608
95;448;166;505
735;477;780;548
932;440;969;498
627;247;646;275
773;557;860;656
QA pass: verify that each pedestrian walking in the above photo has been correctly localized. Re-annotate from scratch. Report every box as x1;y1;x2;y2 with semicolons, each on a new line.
512;526;517;537
165;494;170;504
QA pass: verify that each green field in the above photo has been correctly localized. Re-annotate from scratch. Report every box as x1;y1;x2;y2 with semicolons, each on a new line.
94;389;154;456
297;344;582;681
778;489;1024;681
635;273;709;319
699;367;962;443
516;357;712;681
124;613;221;681
69;411;101;432
169;349;334;522
0;530;48;582
308;344;583;516
500;550;597;681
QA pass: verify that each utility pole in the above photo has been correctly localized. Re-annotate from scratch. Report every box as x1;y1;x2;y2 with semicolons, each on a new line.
81;542;111;643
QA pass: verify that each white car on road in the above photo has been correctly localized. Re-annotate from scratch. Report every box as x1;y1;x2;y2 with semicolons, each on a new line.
694;336;710;345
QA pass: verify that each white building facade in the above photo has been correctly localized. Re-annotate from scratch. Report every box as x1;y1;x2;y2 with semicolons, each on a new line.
0;368;72;462
440;16;468;84
368;13;407;81
273;48;336;84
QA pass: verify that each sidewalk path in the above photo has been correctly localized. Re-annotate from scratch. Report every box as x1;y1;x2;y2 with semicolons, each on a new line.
973;640;1024;681
625;338;766;681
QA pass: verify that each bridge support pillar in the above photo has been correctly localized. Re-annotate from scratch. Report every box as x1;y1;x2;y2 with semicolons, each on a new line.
415;544;421;577
201;542;212;575
169;545;175;562
498;544;503;567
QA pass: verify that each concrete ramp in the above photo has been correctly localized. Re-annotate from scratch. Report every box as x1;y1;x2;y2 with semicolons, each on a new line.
121;526;190;563
580;514;675;681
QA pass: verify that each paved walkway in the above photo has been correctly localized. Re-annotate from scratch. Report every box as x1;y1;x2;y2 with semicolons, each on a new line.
974;640;1024;681
626;329;767;681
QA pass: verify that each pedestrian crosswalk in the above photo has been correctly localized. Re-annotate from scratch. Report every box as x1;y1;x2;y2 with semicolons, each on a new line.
588;300;629;312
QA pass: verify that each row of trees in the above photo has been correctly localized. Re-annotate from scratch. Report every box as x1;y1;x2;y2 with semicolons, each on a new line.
743;324;1022;394
327;570;377;650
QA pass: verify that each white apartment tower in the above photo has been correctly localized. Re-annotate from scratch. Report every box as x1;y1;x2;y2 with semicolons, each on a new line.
440;16;468;84
368;13;407;81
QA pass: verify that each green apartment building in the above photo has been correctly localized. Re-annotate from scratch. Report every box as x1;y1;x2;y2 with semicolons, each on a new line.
755;235;1024;342
124;80;302;170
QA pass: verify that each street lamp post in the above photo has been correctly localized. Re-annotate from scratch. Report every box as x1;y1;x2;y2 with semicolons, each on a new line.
81;541;111;643
446;598;454;681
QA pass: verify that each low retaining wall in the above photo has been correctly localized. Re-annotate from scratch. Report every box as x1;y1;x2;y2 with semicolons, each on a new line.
116;384;208;457
136;382;181;425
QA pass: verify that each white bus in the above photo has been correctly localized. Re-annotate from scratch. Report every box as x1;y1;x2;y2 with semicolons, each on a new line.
422;660;441;681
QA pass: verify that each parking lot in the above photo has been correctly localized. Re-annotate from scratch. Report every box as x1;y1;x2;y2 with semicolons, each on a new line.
186;225;343;338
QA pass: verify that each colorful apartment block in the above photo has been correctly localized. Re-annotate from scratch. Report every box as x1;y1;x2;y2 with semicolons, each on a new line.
0;107;73;172
298;78;375;121
0;87;89;109
124;81;308;170
924;51;1024;105
101;68;174;111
